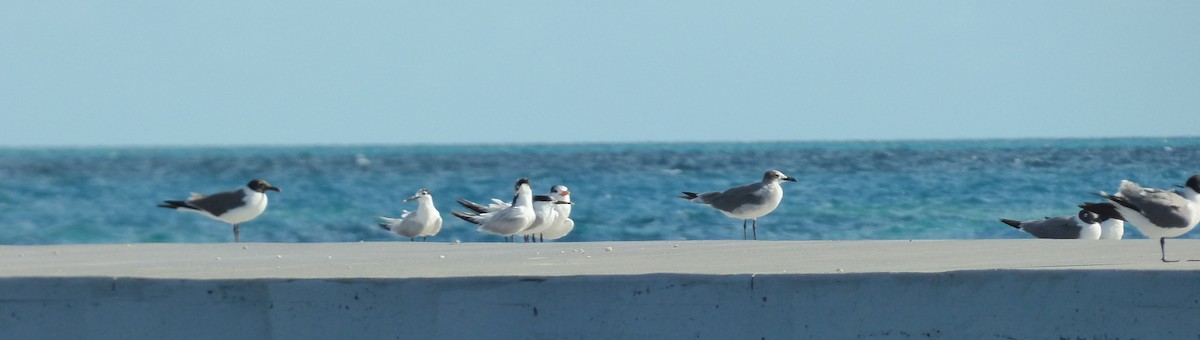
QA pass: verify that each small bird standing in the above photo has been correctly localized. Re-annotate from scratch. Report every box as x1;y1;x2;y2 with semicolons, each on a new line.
158;179;281;243
998;210;1102;240
519;192;573;242
453;178;540;242
378;188;443;241
457;184;573;242
680;170;797;240
539;185;575;241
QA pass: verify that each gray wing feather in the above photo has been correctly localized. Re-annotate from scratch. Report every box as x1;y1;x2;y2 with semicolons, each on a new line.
703;182;769;212
1019;217;1082;239
187;190;247;216
1120;185;1192;229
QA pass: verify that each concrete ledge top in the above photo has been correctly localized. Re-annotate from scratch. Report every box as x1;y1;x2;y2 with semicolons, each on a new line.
2;239;1200;280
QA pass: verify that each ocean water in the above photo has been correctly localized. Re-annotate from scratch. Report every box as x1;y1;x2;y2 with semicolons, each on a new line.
1;138;1198;244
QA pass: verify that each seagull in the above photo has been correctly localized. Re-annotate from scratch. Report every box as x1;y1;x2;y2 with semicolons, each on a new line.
1085;175;1200;262
158;179;281;243
1078;200;1125;240
998;210;1102;240
453;178;541;242
540;185;574;241
457;184;573;242
378;188;443;241
680;170;797;240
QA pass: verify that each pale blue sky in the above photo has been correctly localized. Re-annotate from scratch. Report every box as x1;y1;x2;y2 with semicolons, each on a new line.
2;1;1197;146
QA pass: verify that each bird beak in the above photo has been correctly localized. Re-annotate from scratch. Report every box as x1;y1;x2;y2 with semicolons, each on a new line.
403;196;419;202
561;190;570;197
268;186;282;192
783;177;797;182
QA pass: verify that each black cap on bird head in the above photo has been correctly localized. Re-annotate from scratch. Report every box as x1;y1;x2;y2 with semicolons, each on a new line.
514;178;531;191
1079;202;1123;221
247;179;281;193
1077;209;1099;224
1186;174;1200;193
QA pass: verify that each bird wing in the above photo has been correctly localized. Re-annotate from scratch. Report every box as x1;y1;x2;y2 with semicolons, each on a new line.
1118;181;1193;229
1017;216;1081;239
487;199;510;211
458;198;508;214
705;182;769;212
422;217;443;237
186;189;247;216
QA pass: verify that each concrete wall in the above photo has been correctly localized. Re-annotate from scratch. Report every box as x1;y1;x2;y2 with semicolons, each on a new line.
2;270;1198;339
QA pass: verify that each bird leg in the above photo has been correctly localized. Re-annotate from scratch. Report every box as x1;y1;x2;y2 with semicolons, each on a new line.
1161;237;1178;263
233;224;240;243
422;236;428;242
752;219;758;240
742;220;748;240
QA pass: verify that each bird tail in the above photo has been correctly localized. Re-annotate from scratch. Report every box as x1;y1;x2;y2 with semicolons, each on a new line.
998;218;1022;229
452;211;484;225
378;216;401;231
1095;190;1141;214
158;200;199;211
1079;202;1124;221
457;198;492;214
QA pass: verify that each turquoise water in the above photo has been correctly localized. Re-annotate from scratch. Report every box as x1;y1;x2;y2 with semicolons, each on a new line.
1;138;1198;244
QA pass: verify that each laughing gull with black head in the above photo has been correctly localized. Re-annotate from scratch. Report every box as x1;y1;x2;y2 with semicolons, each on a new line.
1078;200;1125;240
158;179;281;243
680;170;797;240
453;178;543;242
378;188;443;241
1084;174;1200;262
999;209;1102;240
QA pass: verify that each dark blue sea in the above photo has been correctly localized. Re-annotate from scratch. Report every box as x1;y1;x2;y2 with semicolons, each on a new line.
1;138;1198;244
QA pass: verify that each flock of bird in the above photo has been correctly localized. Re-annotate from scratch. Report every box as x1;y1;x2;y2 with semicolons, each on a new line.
156;171;1200;263
999;174;1200;262
155;170;796;244
451;181;574;242
155;178;578;244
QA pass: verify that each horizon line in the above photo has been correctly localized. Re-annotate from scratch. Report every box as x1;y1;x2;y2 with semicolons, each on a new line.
1;135;1197;150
